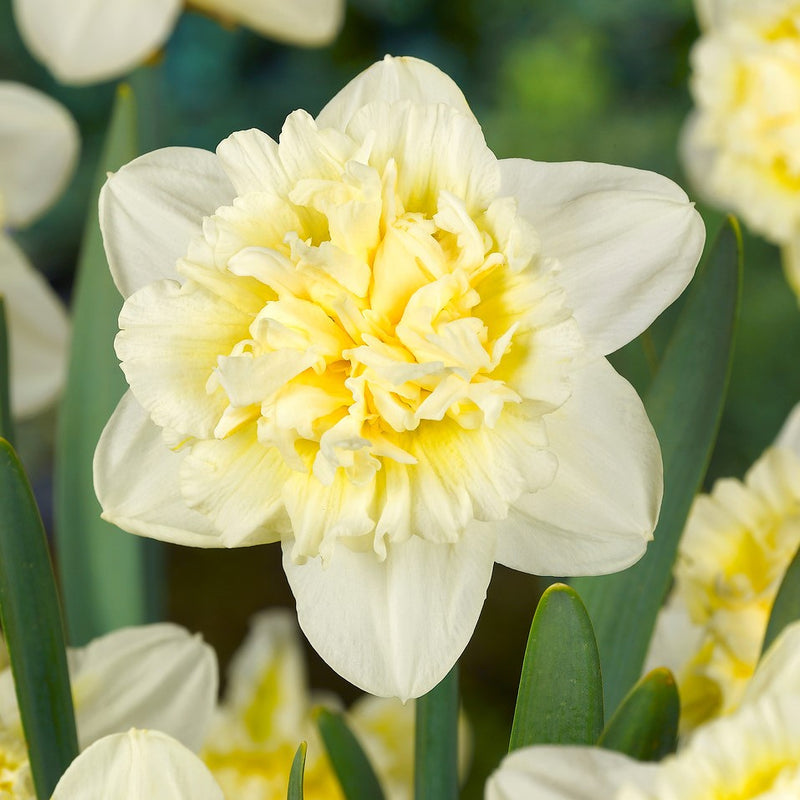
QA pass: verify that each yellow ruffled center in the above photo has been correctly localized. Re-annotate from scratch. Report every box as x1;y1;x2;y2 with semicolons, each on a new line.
0;732;33;799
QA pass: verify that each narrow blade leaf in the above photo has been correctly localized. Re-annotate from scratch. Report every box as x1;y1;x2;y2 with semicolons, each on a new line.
55;84;162;644
287;741;307;800
573;218;742;714
414;665;459;800
598;668;679;761
509;583;603;751
0;439;78;798
316;708;384;800
762;544;800;655
0;299;13;446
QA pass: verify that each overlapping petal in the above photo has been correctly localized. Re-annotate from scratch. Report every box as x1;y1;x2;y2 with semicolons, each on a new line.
0;82;79;227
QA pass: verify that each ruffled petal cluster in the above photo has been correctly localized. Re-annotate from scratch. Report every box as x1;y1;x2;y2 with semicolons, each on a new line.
0;82;75;418
487;621;800;800
646;403;800;734
681;0;800;296
95;55;704;698
11;0;345;86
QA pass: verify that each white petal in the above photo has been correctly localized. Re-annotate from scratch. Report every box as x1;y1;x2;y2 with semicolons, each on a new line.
486;745;655;800
99;147;235;299
495;358;662;576
11;0;182;85
643;594;704;677
192;0;344;46
0;82;78;226
68;624;218;752
93;391;223;547
775;401;800;459
316;55;474;132
282;527;496;700
0;235;69;418
742;621;800;707
500;158;705;356
51;729;224;800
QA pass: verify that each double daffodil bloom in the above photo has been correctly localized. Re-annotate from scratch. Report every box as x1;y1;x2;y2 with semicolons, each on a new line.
645;403;800;735
0;624;217;798
12;0;345;86
94;55;704;699
487;621;800;799
0;82;75;418
681;0;800;298
201;609;469;799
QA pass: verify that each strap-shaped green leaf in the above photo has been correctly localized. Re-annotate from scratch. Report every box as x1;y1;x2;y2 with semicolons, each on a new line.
287;741;307;800
762;544;800;656
55;83;162;645
316;708;384;800
573;218;742;714
0;439;78;798
598;667;679;761
414;664;459;800
0;299;13;446
509;583;603;750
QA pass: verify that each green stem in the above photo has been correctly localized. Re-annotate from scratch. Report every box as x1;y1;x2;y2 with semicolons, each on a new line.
0;298;15;447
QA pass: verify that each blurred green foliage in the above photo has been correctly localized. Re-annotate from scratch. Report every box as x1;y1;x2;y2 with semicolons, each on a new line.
3;0;800;795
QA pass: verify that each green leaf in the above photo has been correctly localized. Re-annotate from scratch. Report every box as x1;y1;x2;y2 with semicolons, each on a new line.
573;217;742;714
316;708;384;800
598;668;679;761
762;544;800;656
287;742;307;800
55;84;163;645
509;583;603;750
414;665;459;800
0;299;13;446
0;439;78;798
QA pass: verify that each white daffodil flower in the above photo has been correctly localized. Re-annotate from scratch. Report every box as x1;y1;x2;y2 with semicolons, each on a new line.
51;729;225;800
94;55;705;699
486;621;800;800
0;82;75;418
202;608;466;799
0;624;217;797
680;0;800;298
11;0;345;87
645;402;800;735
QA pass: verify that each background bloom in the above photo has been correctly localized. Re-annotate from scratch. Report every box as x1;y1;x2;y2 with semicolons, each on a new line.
11;0;345;86
646;402;800;734
681;0;800;297
486;621;800;800
95;55;704;698
0;81;75;418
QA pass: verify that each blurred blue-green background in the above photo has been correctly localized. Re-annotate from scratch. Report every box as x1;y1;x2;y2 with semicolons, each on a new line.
3;0;800;794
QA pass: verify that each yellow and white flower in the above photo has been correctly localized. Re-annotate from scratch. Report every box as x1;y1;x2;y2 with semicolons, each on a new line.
0;82;75;418
0;623;217;798
11;0;345;86
680;0;800;297
645;402;800;734
94;55;705;698
486;620;800;800
201;608;458;799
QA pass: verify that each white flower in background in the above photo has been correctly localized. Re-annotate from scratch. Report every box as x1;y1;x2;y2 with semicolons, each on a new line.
646;403;800;735
202;609;468;800
0;624;217;798
11;0;345;86
681;0;800;298
51;729;225;800
0;82;75;419
94;55;704;699
486;621;800;800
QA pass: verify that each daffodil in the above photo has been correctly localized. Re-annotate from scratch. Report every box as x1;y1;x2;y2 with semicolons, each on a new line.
11;0;345;86
201;609;468;800
0;82;75;419
0;624;217;798
680;0;800;298
646;403;800;734
486;621;800;800
94;55;705;699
